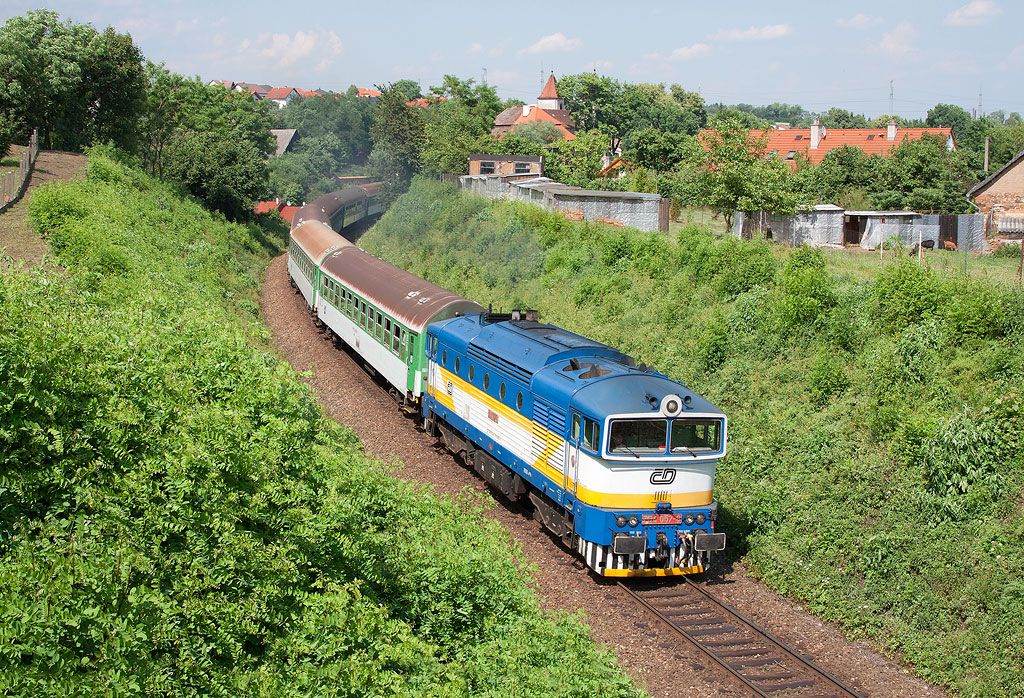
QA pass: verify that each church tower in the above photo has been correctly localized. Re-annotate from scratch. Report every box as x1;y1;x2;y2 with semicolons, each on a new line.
536;73;564;111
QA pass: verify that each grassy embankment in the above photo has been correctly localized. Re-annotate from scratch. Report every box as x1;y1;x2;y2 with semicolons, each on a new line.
0;152;640;696
361;177;1024;698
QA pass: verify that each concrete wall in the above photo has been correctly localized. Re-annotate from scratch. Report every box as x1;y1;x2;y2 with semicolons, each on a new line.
459;175;665;232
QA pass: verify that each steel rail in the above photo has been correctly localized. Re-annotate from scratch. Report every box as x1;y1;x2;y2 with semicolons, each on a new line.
619;579;863;698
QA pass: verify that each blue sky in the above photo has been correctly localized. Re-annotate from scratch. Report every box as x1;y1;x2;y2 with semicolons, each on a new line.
5;0;1023;118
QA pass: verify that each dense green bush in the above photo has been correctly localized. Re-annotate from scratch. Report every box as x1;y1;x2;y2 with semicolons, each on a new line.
0;157;638;696
361;177;1024;697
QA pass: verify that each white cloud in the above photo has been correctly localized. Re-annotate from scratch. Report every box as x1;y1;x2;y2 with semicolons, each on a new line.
520;32;582;55
670;43;711;60
711;24;791;41
590;59;614;70
874;22;917;57
836;13;882;29
945;0;1002;26
246;30;344;70
467;42;482;54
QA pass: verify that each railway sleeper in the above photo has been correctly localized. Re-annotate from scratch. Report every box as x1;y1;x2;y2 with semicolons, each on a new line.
761;678;817;692
729;656;781;669
687;624;738;637
743;671;796;682
716;646;773;658
677;616;729;629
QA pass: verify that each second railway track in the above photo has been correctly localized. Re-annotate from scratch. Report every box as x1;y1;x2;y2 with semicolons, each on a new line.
621;578;864;698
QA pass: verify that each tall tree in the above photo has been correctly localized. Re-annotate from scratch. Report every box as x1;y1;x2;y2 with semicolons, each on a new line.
369;84;425;203
0;10;145;151
818;108;868;129
279;92;373;164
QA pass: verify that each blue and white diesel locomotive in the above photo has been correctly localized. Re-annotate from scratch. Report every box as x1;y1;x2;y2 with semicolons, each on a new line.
422;311;728;577
287;186;728;577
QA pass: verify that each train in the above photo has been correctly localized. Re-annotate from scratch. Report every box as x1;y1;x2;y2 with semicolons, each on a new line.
286;185;728;577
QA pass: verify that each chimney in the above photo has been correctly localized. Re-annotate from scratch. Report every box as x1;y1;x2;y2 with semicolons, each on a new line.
810;118;823;149
887;118;897;141
522;104;531;117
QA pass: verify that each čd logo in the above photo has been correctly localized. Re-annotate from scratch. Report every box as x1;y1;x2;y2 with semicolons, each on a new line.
650;468;676;485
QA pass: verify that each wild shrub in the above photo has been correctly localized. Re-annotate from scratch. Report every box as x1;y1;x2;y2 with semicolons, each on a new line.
809;347;849;405
875;260;944;330
697;315;729;373
774;246;836;332
923;397;1023;515
941;276;1006;341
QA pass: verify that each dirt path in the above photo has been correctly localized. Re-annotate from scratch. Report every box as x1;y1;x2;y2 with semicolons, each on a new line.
0;150;87;268
260;253;943;698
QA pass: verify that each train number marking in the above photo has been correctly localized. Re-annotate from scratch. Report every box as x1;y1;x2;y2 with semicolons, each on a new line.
650;468;677;485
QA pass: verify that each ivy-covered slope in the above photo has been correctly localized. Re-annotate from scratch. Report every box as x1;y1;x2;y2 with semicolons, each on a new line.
0;153;639;697
360;177;1024;697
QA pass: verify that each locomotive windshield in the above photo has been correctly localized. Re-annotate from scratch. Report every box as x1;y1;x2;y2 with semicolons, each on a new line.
670;418;722;454
608;417;724;457
609;419;667;454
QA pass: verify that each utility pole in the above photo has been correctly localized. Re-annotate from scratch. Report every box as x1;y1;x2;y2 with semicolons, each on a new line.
984;136;990;174
481;67;487;85
978;88;984;119
889;80;894;116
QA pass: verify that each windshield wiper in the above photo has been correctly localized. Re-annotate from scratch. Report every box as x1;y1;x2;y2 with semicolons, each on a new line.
615;445;641;459
672;446;698;458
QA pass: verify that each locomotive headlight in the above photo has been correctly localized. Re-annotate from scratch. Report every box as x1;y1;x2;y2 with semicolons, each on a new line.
684;513;696;525
627;514;640;527
615;515;627;528
696;513;706;525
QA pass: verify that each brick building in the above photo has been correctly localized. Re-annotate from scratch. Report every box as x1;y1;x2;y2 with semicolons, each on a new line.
467;154;543;176
970;148;1024;215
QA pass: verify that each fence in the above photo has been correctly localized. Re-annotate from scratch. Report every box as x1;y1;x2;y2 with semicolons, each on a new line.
0;129;39;214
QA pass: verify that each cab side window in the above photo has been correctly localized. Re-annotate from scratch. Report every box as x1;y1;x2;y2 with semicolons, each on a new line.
571;414;581;441
583;418;599;451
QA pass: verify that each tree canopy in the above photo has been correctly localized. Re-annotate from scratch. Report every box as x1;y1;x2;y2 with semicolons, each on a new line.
0;10;145;151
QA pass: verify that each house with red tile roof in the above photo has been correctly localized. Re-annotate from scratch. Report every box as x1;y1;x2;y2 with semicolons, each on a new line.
254;200;285;215
405;96;447;108
699;119;955;171
357;87;382;99
265;87;300;109
492;73;576;141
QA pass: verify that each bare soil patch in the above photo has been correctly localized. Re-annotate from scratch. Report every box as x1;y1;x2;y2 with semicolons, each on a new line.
260;252;943;698
0;150;87;269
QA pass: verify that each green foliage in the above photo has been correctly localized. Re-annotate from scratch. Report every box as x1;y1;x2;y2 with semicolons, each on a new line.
361;179;1024;697
369;83;425;204
546;130;609;187
163;130;269;220
809;347;849;405
819;107;868;128
279;92;373;164
0;10;145;152
555;74;705;135
2;155;638;696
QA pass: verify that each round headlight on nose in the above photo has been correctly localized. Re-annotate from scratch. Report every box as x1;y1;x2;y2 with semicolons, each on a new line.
627;514;640;527
696;513;706;525
615;515;627;528
684;513;696;525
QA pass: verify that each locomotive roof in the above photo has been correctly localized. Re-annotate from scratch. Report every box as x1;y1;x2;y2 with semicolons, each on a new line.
321;247;482;331
432;314;723;418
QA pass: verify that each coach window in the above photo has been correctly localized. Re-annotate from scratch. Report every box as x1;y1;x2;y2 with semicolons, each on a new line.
499;382;506;400
392;327;402;354
376;312;383;339
516;392;523;410
583;418;599;451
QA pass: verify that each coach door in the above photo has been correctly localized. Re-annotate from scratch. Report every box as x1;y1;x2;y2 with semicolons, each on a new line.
566;413;582;495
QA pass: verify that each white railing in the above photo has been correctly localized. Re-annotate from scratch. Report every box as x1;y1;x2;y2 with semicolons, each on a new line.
0;129;39;213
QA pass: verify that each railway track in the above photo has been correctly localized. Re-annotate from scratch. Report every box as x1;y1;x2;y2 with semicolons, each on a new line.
620;579;863;698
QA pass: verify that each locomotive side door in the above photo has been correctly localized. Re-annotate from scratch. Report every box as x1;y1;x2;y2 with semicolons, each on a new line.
566;413;582;495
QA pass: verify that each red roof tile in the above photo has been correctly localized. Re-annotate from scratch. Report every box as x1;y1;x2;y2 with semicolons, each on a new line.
279;206;300;223
254;200;284;215
265;87;296;100
698;126;954;169
357;87;381;98
539;74;559;100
